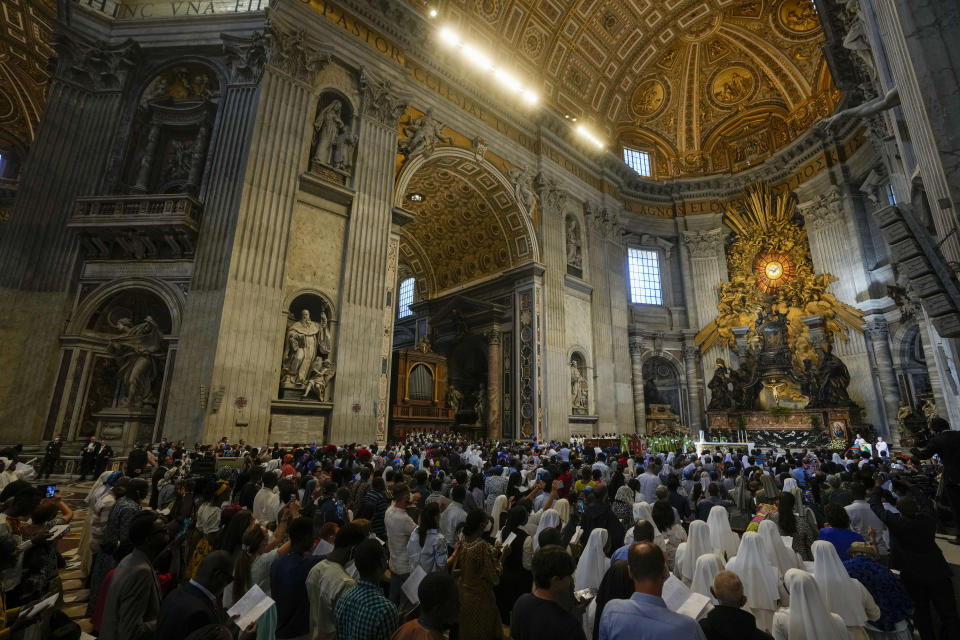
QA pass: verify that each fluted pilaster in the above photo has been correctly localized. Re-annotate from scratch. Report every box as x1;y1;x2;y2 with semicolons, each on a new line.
585;205;616;434
331;74;407;445
537;177;569;439
865;319;900;441
630;342;646;433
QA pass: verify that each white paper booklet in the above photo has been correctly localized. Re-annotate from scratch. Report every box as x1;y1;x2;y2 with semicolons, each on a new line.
226;584;275;629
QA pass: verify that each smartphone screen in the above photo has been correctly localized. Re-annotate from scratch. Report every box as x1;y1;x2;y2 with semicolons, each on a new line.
44;485;56;499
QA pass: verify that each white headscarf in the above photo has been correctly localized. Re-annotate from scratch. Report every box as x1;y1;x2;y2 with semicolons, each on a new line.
706;505;740;560
534;508;561;552
574;528;609;591
783;569;848;640
726;532;780;611
782;477;798;493
690;553;725;602
758;519;799;576
554;498;570;524
812;540;870;627
678;520;713;582
700;471;711;492
490;494;508;533
624;502;664;548
86;470;115;508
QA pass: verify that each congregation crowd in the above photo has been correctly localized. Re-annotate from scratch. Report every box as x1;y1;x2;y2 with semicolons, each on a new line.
0;418;959;639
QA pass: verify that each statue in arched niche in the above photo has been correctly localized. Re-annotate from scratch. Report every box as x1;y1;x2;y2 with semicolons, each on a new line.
312;99;344;166
570;359;588;414
107;316;165;408
282;308;329;385
311;94;357;172
566;217;582;269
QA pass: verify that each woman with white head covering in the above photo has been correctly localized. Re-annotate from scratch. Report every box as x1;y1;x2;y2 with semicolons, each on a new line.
79;469;119;575
675;520;712;585
533;508;561;552
782;477;797;493
726;532;782;632
758;519;800;577
553;498;571;524
623;502;664;548
700;471;711;493
574;528;609;591
706;505;740;560
812;541;880;640
490;494;508;533
772;569;848;640
690;553;726;603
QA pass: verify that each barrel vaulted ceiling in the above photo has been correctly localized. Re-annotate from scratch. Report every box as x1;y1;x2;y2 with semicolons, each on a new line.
0;0;54;159
415;0;838;178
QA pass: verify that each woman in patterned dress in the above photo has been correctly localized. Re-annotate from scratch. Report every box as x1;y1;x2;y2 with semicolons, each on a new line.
451;510;504;640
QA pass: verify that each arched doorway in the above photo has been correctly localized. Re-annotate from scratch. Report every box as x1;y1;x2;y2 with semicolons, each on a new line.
390;149;539;440
45;282;180;449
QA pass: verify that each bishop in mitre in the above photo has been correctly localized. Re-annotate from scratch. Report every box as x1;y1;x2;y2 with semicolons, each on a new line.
282;309;329;385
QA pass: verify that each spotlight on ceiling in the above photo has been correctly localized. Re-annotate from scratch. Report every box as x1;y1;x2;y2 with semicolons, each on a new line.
494;68;522;93
407;193;426;203
574;124;605;149
522;90;538;105
461;44;494;72
438;26;460;47
428;7;437;17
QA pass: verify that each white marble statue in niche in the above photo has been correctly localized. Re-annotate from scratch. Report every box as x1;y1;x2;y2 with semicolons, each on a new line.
566;216;582;269
108;316;165;408
570;359;588;413
312;99;344;166
282;308;330;386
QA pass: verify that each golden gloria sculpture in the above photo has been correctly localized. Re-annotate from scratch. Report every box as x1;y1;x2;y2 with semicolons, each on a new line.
695;184;864;366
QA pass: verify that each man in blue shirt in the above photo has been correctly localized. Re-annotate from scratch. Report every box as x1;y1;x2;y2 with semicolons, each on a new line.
272;517;323;639
599;542;707;640
611;521;655;565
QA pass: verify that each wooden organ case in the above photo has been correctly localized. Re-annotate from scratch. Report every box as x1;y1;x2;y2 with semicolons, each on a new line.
390;341;455;438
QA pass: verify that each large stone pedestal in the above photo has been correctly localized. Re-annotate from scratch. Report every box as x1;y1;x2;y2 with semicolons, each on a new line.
92;406;157;451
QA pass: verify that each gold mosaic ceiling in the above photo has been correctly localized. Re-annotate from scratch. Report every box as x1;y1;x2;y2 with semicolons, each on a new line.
425;0;838;178
0;0;54;157
400;155;533;293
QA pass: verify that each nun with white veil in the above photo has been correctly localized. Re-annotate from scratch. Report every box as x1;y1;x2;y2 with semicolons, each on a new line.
533;508;561;552
675;520;712;585
79;469;118;576
758;519;800;577
772;569;848;640
623;502;664;549
690;553;726;603
553;498;571;524
812;540;880;640
706;505;740;560
574;528;609;591
490;494;508;533
726;531;783;632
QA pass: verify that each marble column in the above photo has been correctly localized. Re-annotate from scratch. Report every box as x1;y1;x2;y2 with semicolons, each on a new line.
865;319;901;441
681;228;728;395
682;342;703;431
585;205;616;434
486;328;502;440
165;33;266;442
629;341;646;434
799;190;878;425
0;37;139;441
606;216;636;435
332;74;407;446
195;28;328;445
536;178;569;440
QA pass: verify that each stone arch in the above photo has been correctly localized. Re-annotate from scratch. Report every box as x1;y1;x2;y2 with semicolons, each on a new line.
69;278;184;336
393;148;540;296
893;322;932;407
640;352;684;418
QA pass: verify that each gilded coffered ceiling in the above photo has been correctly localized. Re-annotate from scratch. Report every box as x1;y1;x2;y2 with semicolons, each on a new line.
400;155;533;294
0;0;55;158
419;0;837;178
